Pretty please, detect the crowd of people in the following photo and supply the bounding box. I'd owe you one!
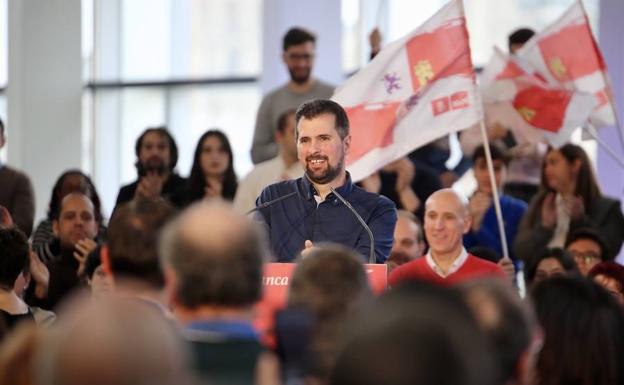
[0,26,623,385]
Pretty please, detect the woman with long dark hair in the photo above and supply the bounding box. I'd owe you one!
[187,130,238,202]
[514,144,624,262]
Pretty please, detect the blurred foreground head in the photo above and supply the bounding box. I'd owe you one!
[33,296,195,385]
[330,281,498,385]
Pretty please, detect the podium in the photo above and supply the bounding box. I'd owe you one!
[255,263,388,346]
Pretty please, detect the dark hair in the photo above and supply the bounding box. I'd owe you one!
[524,247,579,287]
[531,276,624,385]
[107,199,176,288]
[188,129,238,202]
[295,99,349,140]
[159,204,263,309]
[283,27,316,51]
[471,144,510,165]
[526,144,601,227]
[588,261,624,296]
[134,126,179,170]
[47,169,104,223]
[289,244,371,321]
[565,227,609,261]
[276,109,296,134]
[459,279,536,384]
[0,227,29,290]
[508,28,535,51]
[330,282,498,385]
[0,117,4,136]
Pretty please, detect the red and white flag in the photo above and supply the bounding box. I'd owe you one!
[332,0,481,182]
[481,47,597,147]
[515,0,615,128]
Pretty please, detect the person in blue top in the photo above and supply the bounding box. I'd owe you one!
[464,144,527,268]
[255,99,397,263]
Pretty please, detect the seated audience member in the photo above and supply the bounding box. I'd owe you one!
[114,127,187,212]
[523,247,579,290]
[32,170,105,264]
[278,244,372,384]
[0,228,36,337]
[330,282,498,385]
[464,145,527,265]
[0,118,35,236]
[389,189,505,287]
[159,201,278,385]
[459,279,540,385]
[26,193,100,310]
[104,199,176,311]
[187,129,238,203]
[530,276,624,385]
[359,156,441,221]
[235,109,302,213]
[588,262,624,305]
[514,144,624,262]
[31,296,196,385]
[386,210,425,271]
[564,227,608,276]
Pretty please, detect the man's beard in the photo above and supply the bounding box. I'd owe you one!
[289,68,311,85]
[136,158,167,177]
[305,155,344,185]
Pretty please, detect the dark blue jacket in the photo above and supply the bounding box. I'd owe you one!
[255,173,397,263]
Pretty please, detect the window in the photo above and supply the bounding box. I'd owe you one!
[87,0,261,216]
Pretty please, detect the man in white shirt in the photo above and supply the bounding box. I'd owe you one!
[234,109,302,213]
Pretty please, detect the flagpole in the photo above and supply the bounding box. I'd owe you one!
[478,120,510,260]
[585,124,624,169]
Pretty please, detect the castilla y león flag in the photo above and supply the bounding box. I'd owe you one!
[332,0,482,182]
[515,0,615,128]
[481,47,596,147]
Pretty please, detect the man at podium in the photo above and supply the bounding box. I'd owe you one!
[254,99,396,263]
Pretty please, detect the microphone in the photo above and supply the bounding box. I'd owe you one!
[329,186,377,264]
[247,191,299,215]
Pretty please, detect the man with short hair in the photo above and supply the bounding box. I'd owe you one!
[159,201,270,385]
[464,144,527,263]
[114,127,187,212]
[234,109,303,213]
[565,227,608,276]
[104,199,176,309]
[26,192,99,310]
[389,189,505,286]
[251,27,334,164]
[387,210,425,269]
[255,99,397,263]
[0,118,35,236]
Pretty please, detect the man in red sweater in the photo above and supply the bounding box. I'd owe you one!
[389,189,505,286]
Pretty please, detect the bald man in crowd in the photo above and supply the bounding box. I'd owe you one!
[389,189,505,286]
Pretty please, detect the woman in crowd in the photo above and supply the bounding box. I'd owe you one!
[32,170,106,264]
[523,247,579,289]
[187,130,238,203]
[514,143,624,262]
[531,276,624,385]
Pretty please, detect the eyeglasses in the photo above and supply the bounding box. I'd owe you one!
[570,251,601,265]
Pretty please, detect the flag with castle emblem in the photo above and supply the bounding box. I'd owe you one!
[481,47,596,147]
[331,0,481,182]
[515,0,615,128]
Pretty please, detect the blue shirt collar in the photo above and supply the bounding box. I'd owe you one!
[301,171,354,201]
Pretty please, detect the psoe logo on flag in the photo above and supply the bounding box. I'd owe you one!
[432,91,470,116]
[516,106,536,123]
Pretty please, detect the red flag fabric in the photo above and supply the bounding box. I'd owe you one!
[479,47,596,147]
[516,1,615,128]
[332,0,481,182]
